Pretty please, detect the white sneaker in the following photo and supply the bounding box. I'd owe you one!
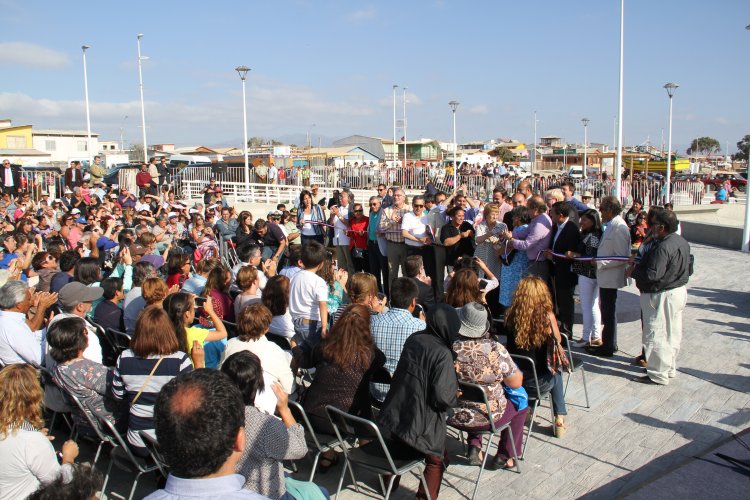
[573,339,589,348]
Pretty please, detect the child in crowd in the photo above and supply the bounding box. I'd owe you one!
[288,241,329,350]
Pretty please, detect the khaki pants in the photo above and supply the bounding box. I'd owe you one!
[641,286,687,385]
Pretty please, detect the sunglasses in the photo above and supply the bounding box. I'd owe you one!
[413,204,424,208]
[354,209,363,213]
[369,203,379,207]
[377,188,385,191]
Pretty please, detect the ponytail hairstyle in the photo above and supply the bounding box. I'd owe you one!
[162,292,194,352]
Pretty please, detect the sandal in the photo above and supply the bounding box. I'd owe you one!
[318,453,339,473]
[554,417,567,438]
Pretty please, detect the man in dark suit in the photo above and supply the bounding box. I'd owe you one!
[0,159,22,195]
[546,201,581,339]
[404,254,437,312]
[64,161,84,188]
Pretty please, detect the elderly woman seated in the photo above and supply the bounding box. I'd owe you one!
[449,302,528,470]
[47,316,127,431]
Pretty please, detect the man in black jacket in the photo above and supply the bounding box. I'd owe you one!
[629,208,690,385]
[546,202,581,339]
[404,254,436,311]
[0,159,22,195]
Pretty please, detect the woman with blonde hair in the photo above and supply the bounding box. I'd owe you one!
[505,276,568,438]
[545,188,564,211]
[332,272,385,323]
[0,364,79,499]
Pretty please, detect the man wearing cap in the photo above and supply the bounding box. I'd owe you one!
[48,281,105,365]
[0,158,22,195]
[561,181,590,216]
[61,188,74,210]
[89,155,106,185]
[581,191,595,209]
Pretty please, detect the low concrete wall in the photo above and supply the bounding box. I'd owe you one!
[680,220,745,250]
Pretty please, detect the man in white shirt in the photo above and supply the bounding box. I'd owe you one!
[46,282,104,366]
[329,189,354,275]
[0,281,58,367]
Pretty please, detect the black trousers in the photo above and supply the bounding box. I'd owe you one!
[599,287,618,354]
[368,240,389,296]
[554,281,576,339]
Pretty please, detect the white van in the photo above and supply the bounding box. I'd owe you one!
[568,165,584,179]
[168,154,213,166]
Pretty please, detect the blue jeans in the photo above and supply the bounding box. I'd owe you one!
[293,318,321,353]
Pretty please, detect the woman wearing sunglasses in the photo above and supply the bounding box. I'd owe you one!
[401,195,435,280]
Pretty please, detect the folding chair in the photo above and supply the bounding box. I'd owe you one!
[106,328,131,357]
[288,400,349,483]
[39,367,75,437]
[560,335,590,408]
[447,380,520,500]
[325,405,431,500]
[509,354,554,457]
[266,332,292,351]
[65,391,115,466]
[92,322,118,367]
[140,431,169,479]
[96,411,160,500]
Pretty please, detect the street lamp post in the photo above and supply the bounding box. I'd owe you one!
[742,24,750,252]
[119,115,128,151]
[581,118,589,179]
[236,66,251,196]
[81,45,92,167]
[449,101,459,172]
[664,82,679,204]
[614,0,625,200]
[392,85,398,165]
[136,34,148,163]
[533,111,538,173]
[402,87,408,169]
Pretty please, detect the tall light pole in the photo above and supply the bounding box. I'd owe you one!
[614,0,625,199]
[402,87,408,168]
[392,85,398,165]
[663,83,678,204]
[119,115,128,151]
[581,118,589,179]
[136,34,148,163]
[236,66,251,195]
[449,101,459,170]
[742,24,750,252]
[533,111,538,173]
[81,45,92,166]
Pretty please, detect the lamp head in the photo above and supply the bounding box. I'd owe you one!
[581,118,590,127]
[449,100,460,112]
[235,66,251,80]
[81,45,90,51]
[137,33,144,39]
[664,82,679,98]
[392,84,398,90]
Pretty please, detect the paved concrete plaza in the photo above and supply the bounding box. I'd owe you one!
[74,242,750,499]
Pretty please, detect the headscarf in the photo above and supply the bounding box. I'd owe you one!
[421,303,461,359]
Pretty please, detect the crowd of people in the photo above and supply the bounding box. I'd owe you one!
[0,156,692,499]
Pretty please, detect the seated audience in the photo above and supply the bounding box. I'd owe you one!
[234,265,261,318]
[199,264,235,327]
[0,364,79,500]
[0,280,58,367]
[26,463,103,500]
[146,369,268,499]
[262,275,295,342]
[93,277,125,333]
[163,293,228,369]
[166,253,192,289]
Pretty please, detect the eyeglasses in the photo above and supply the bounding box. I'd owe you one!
[354,209,363,213]
[369,203,379,207]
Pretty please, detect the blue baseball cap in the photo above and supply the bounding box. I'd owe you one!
[75,217,87,224]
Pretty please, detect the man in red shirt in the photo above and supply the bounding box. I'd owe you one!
[135,163,152,196]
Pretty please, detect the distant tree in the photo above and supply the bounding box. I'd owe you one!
[490,146,515,162]
[247,137,265,148]
[686,137,720,156]
[733,134,750,161]
[128,144,145,162]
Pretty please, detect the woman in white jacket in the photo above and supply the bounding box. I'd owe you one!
[587,196,631,357]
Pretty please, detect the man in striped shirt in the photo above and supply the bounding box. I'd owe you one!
[379,188,408,288]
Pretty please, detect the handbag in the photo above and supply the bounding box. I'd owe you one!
[351,247,365,259]
[546,336,571,375]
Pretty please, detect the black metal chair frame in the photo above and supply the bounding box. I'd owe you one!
[325,405,431,500]
[508,353,554,458]
[560,335,590,408]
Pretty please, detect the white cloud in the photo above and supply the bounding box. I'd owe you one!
[377,91,421,108]
[468,105,489,115]
[347,6,376,22]
[0,83,375,145]
[0,42,69,69]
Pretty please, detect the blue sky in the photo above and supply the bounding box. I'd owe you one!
[2,0,749,154]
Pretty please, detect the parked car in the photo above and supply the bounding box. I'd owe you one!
[701,172,747,192]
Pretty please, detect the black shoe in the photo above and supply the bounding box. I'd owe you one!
[467,446,482,466]
[585,346,614,357]
[487,455,509,470]
[631,375,662,385]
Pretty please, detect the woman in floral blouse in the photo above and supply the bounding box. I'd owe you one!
[449,302,528,470]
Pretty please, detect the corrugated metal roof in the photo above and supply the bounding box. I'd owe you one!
[0,148,51,156]
[33,130,100,137]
